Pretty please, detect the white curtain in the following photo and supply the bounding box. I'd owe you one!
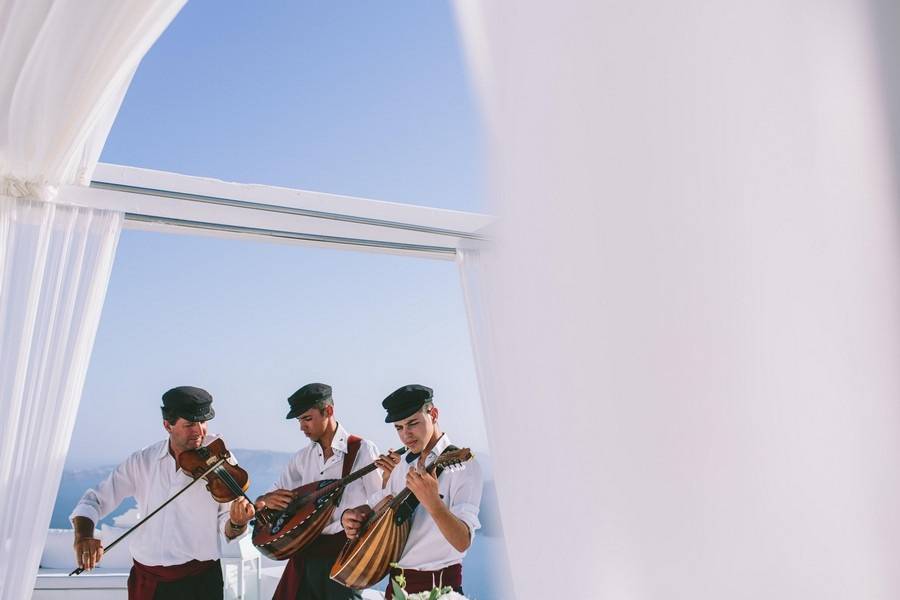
[456,1,900,599]
[0,1,185,596]
[456,246,499,446]
[0,199,121,596]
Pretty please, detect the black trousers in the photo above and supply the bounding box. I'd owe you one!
[296,556,362,600]
[150,562,224,600]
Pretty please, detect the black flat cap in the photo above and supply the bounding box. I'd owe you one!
[286,383,332,419]
[382,384,433,423]
[162,386,215,422]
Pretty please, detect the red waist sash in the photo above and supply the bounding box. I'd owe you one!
[127,558,218,600]
[385,563,463,599]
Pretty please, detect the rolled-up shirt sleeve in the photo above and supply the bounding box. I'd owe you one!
[449,458,483,541]
[70,454,138,526]
[272,453,305,493]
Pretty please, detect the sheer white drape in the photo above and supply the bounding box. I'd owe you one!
[0,0,185,190]
[0,1,184,596]
[457,1,900,598]
[456,246,499,445]
[0,199,121,597]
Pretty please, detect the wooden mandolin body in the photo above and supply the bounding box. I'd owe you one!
[252,478,344,560]
[329,498,411,590]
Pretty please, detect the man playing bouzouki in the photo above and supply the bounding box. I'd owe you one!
[341,385,483,599]
[259,383,382,600]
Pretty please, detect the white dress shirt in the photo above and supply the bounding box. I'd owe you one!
[368,433,482,571]
[70,435,237,567]
[269,422,381,535]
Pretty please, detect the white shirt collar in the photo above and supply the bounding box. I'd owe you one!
[156,439,171,461]
[310,422,350,455]
[426,432,451,460]
[331,422,350,454]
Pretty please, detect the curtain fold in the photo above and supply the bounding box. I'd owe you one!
[0,1,185,596]
[0,0,186,188]
[456,247,498,447]
[457,244,521,599]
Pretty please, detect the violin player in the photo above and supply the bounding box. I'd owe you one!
[341,385,483,599]
[70,386,256,599]
[257,383,383,600]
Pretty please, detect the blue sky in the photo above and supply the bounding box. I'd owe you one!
[67,1,488,467]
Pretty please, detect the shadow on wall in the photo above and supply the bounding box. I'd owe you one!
[868,0,900,188]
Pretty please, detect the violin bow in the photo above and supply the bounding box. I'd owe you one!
[69,456,228,576]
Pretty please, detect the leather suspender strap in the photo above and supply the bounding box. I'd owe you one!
[343,435,362,478]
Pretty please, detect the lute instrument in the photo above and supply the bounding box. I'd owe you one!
[253,447,408,560]
[329,447,473,590]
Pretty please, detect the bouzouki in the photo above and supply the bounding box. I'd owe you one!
[329,447,473,590]
[253,445,407,560]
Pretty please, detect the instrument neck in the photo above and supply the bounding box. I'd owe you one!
[318,446,408,495]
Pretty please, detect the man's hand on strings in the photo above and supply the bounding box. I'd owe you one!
[375,450,402,487]
[256,489,294,511]
[341,504,376,539]
[406,468,441,510]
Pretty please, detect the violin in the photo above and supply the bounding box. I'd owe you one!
[178,437,251,503]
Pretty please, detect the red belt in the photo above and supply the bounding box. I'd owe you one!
[127,558,218,600]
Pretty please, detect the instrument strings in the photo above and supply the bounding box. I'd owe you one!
[212,463,270,525]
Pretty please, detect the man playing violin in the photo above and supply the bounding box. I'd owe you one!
[341,385,483,599]
[70,386,255,600]
[258,383,383,600]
